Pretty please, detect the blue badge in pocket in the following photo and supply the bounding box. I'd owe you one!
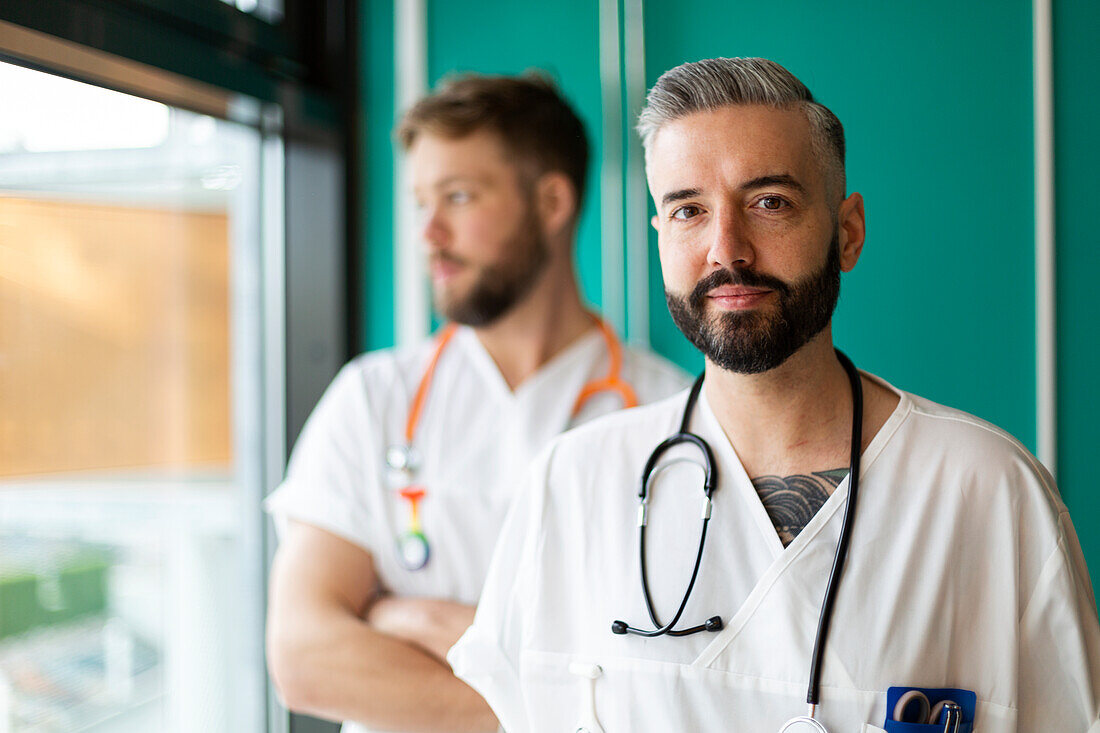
[884,687,976,732]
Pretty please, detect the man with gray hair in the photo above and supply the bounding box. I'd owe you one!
[449,57,1100,731]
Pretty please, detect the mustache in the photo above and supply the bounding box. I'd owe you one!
[431,252,468,267]
[688,268,791,309]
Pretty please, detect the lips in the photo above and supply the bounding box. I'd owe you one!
[706,285,773,309]
[429,256,465,282]
[707,285,772,298]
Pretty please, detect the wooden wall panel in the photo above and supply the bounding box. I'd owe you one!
[0,197,231,478]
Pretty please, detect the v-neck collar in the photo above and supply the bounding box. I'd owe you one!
[690,372,914,668]
[694,372,913,560]
[451,324,605,405]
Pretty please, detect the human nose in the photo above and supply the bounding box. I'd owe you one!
[419,205,449,250]
[707,207,754,269]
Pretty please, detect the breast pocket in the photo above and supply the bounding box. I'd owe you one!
[520,649,887,732]
[520,650,713,732]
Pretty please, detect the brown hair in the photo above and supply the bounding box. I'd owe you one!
[397,72,589,205]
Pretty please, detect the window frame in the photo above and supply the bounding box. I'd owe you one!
[0,3,352,729]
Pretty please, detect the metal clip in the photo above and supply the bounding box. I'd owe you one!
[700,495,712,520]
[939,700,962,733]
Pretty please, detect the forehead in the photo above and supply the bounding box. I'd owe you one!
[645,104,819,197]
[407,128,518,188]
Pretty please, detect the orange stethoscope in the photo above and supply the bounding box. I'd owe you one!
[384,318,638,570]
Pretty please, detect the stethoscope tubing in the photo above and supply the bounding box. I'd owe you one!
[614,350,865,716]
[392,318,636,572]
[639,426,719,636]
[406,318,635,444]
[805,350,863,707]
[637,517,715,636]
[613,376,722,638]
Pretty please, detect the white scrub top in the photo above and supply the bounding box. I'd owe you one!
[265,325,688,733]
[450,373,1100,733]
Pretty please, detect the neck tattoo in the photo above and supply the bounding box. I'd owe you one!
[752,469,849,547]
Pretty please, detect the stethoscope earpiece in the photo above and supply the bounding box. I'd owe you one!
[613,615,719,635]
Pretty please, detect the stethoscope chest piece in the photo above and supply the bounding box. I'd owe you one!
[568,662,606,733]
[392,481,430,571]
[386,444,420,473]
[396,529,430,571]
[778,715,829,733]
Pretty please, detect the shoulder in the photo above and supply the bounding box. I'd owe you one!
[905,389,1048,470]
[343,339,438,383]
[291,340,444,439]
[547,389,690,472]
[513,392,689,531]
[884,377,1061,512]
[324,339,440,402]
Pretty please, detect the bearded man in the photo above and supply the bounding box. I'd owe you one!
[264,73,688,733]
[449,58,1100,732]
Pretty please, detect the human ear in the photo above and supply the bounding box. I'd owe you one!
[837,192,865,272]
[535,172,577,238]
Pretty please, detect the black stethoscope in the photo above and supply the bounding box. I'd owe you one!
[612,350,864,732]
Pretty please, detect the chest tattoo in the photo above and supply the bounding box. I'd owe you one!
[752,468,849,547]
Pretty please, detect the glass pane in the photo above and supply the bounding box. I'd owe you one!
[0,61,269,732]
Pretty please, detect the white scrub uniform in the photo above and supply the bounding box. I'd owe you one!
[265,325,688,733]
[450,373,1100,732]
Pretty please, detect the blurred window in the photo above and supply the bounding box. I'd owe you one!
[0,61,271,732]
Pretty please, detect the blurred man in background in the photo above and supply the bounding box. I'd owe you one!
[264,73,688,732]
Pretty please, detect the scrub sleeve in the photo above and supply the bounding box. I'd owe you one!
[265,363,380,554]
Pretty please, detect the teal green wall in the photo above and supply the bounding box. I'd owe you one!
[361,0,396,351]
[1054,0,1100,594]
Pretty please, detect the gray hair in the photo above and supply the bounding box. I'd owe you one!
[637,57,846,198]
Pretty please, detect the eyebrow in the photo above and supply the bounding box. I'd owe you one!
[740,174,806,194]
[661,188,700,206]
[413,175,485,198]
[432,175,483,189]
[659,174,806,208]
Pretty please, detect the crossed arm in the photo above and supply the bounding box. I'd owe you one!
[266,520,499,732]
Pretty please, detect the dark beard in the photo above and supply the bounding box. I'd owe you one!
[665,234,841,374]
[436,209,550,327]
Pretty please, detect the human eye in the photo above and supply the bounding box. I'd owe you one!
[670,204,703,221]
[445,189,472,205]
[752,195,789,211]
